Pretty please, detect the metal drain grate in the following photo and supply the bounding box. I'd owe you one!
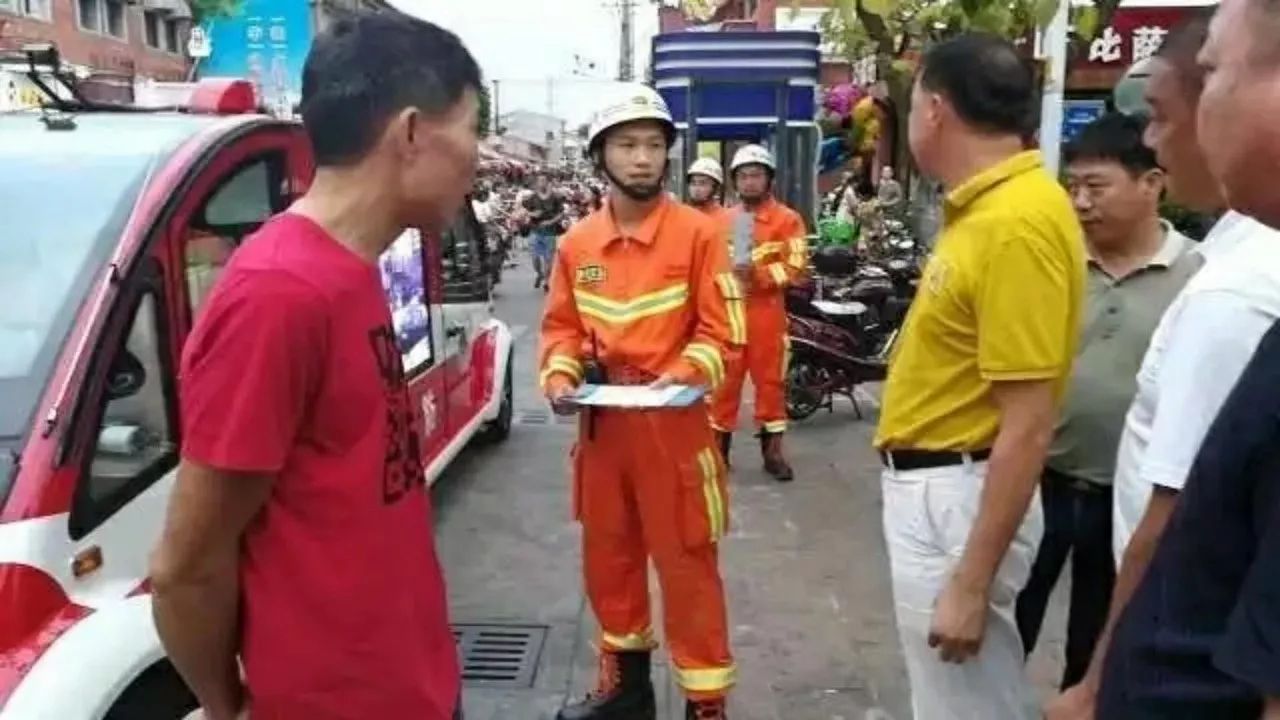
[517,409,551,425]
[516,409,578,426]
[452,623,548,688]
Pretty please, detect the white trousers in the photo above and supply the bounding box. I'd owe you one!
[881,459,1044,720]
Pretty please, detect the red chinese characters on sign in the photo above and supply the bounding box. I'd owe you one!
[1077,7,1198,68]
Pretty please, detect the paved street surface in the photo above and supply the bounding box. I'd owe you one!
[434,258,1070,719]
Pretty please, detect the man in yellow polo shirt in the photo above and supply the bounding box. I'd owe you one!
[875,34,1085,720]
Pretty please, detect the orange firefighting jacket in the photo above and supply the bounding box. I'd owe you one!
[729,196,808,301]
[539,196,747,395]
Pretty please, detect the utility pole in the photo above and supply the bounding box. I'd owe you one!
[1037,0,1070,174]
[618,0,635,82]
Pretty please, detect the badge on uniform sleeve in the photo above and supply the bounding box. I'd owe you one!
[576,264,607,286]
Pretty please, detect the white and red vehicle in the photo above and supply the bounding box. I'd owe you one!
[0,53,513,719]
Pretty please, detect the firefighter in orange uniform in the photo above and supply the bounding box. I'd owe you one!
[539,84,747,720]
[709,144,807,482]
[687,157,730,224]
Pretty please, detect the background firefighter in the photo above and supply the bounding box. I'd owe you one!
[709,144,808,482]
[687,157,730,225]
[538,84,748,720]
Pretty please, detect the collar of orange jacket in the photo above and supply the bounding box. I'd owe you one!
[599,193,674,246]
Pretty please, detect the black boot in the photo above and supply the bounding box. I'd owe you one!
[716,431,732,468]
[556,651,655,720]
[685,698,727,719]
[758,431,794,482]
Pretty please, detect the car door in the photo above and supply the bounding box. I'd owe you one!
[437,202,494,438]
[60,123,306,593]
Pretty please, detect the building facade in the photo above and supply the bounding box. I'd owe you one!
[499,108,567,165]
[1,0,191,108]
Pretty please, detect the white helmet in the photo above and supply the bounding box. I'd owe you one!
[687,157,724,185]
[587,84,675,151]
[731,144,776,173]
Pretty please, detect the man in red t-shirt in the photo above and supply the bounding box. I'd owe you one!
[149,11,482,720]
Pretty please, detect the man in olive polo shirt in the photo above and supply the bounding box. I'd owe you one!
[1013,113,1200,690]
[875,33,1085,719]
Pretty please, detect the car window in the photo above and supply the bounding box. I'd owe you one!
[379,229,434,376]
[185,154,286,318]
[72,289,177,537]
[441,205,490,303]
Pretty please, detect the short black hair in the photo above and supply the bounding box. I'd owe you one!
[1064,112,1158,176]
[300,10,482,166]
[1154,11,1213,90]
[918,32,1037,136]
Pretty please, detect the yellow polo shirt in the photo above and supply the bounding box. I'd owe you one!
[875,151,1085,451]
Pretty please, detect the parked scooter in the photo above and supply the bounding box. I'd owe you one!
[785,243,920,421]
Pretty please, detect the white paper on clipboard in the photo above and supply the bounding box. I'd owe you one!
[569,384,705,409]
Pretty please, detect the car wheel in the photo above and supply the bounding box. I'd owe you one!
[104,660,198,720]
[479,356,513,443]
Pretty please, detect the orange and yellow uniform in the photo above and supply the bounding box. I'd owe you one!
[538,195,747,699]
[709,196,808,434]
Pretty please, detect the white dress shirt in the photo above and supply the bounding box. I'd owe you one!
[1113,213,1280,563]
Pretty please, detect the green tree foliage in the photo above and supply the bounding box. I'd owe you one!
[477,82,492,137]
[189,0,242,23]
[811,0,1122,177]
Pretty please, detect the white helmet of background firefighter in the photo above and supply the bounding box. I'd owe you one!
[587,84,676,200]
[687,157,724,186]
[731,144,776,181]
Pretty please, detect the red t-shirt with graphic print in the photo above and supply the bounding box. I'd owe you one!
[180,214,458,720]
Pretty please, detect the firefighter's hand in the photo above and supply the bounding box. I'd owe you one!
[648,373,677,390]
[927,575,988,663]
[548,384,581,416]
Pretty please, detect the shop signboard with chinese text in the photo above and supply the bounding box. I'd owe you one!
[197,0,312,116]
[1076,7,1192,69]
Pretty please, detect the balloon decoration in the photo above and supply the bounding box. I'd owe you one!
[817,83,883,174]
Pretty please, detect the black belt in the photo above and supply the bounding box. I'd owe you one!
[1043,466,1111,495]
[880,448,991,471]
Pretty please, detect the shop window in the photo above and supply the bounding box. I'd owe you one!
[145,11,183,52]
[0,0,52,20]
[79,0,127,39]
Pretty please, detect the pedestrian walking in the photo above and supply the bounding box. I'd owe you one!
[1014,112,1200,689]
[708,144,806,481]
[526,174,566,290]
[539,84,746,720]
[1047,12,1280,719]
[148,12,479,720]
[874,33,1086,720]
[1063,2,1280,718]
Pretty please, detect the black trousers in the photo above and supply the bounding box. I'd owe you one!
[1015,470,1116,689]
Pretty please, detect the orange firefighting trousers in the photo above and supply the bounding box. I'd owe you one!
[710,294,789,434]
[573,402,736,699]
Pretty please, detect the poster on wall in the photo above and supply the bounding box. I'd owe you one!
[380,230,434,374]
[196,0,312,116]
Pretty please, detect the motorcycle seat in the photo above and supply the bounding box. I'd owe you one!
[812,299,869,317]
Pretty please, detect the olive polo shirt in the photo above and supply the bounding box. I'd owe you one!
[1047,224,1201,486]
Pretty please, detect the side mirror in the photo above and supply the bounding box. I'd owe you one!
[105,351,146,401]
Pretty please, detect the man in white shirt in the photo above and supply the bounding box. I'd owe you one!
[1047,14,1280,718]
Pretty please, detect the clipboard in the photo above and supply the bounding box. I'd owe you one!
[569,384,706,409]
